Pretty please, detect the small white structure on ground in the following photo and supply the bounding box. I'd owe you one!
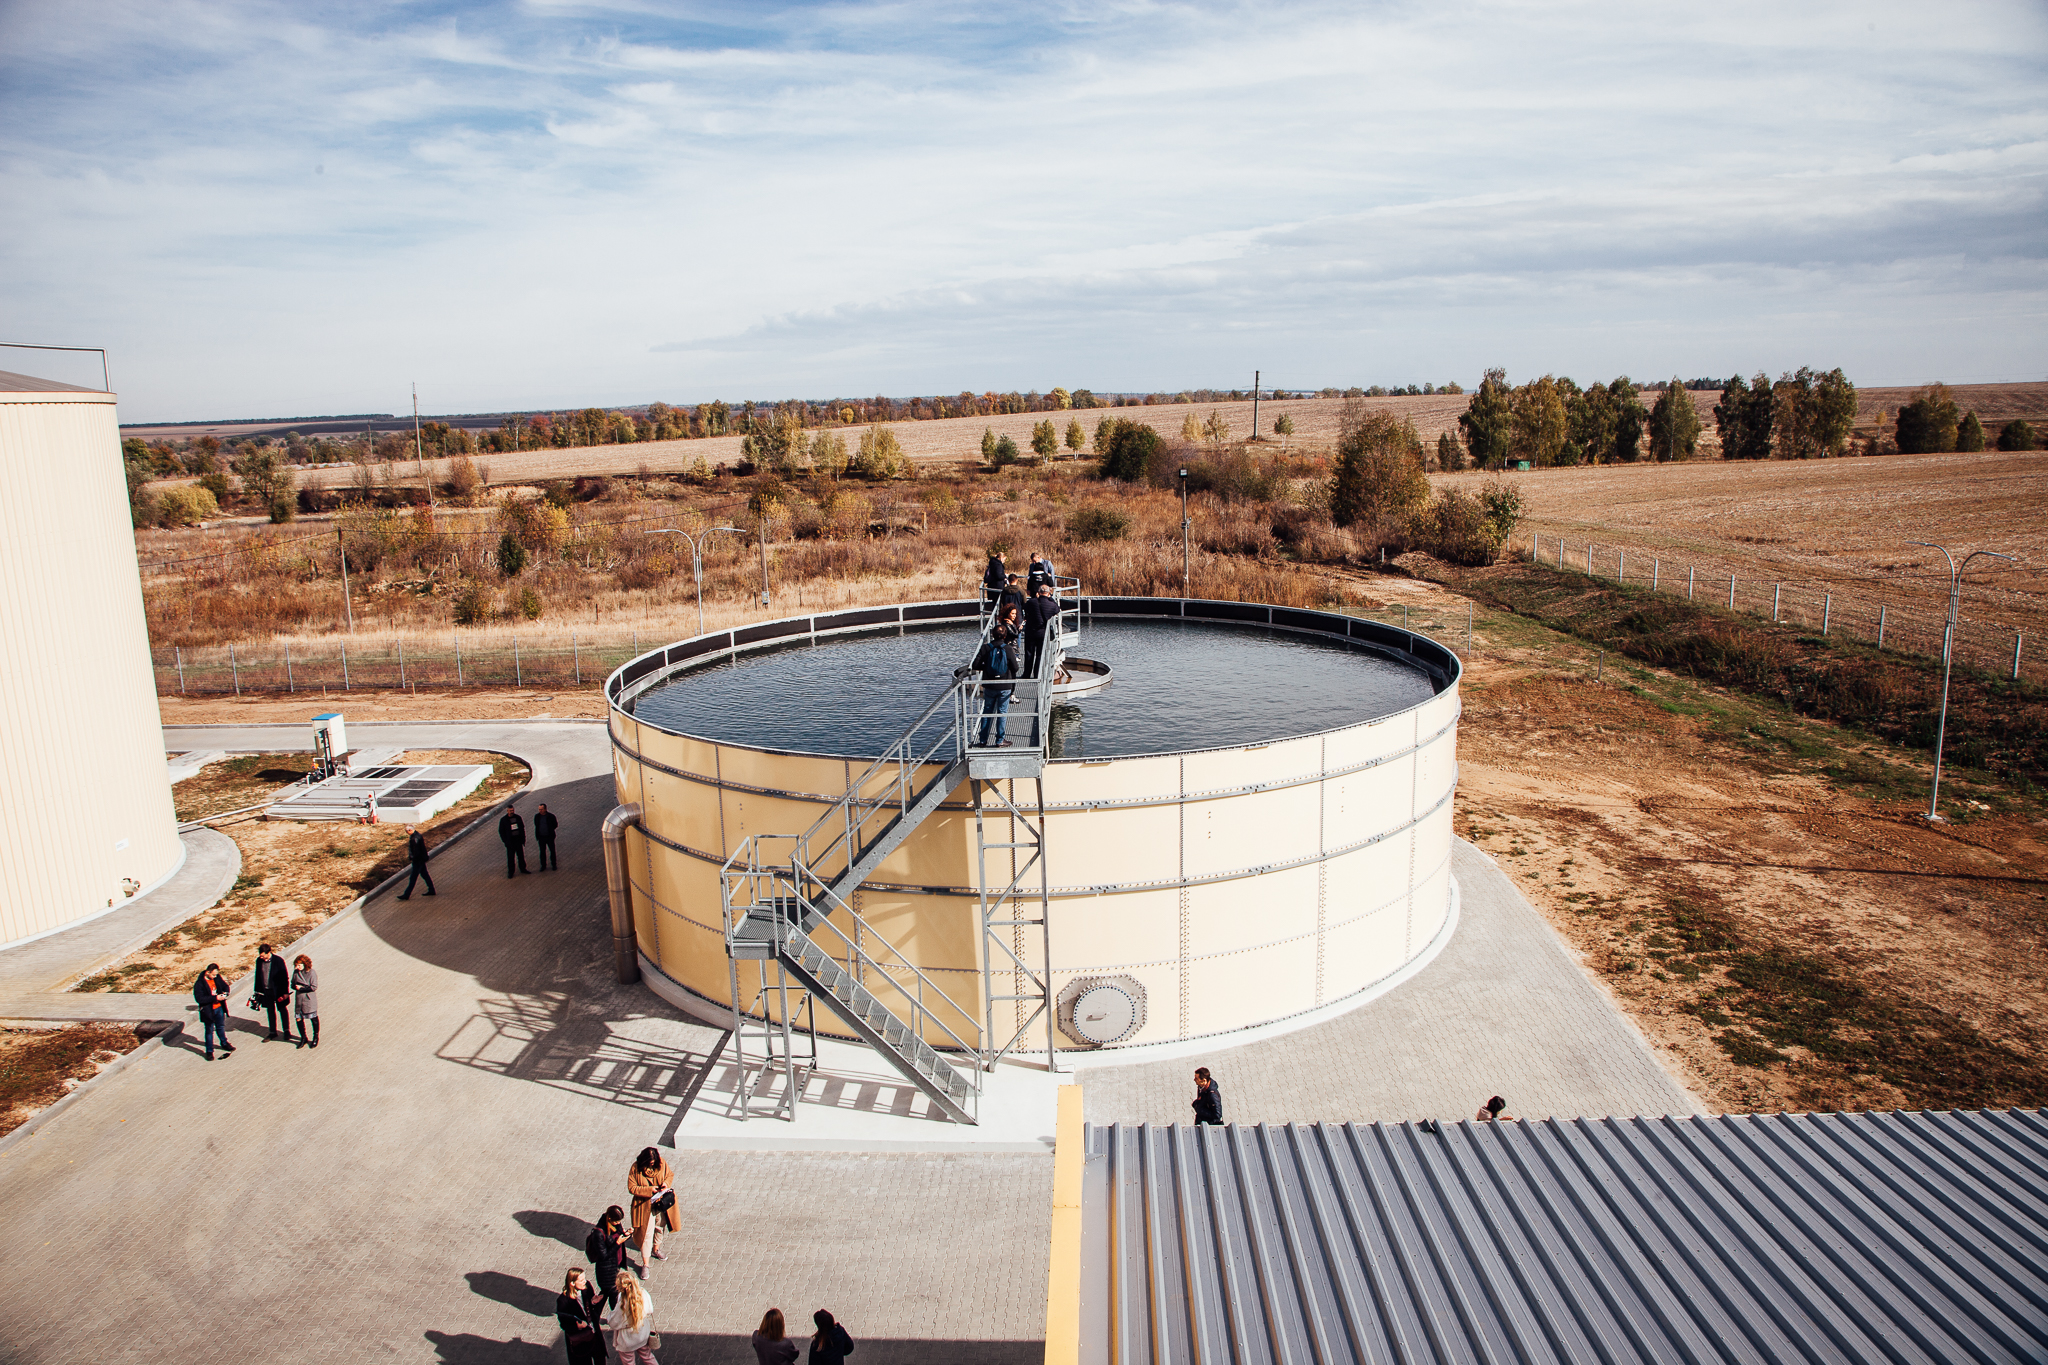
[266,764,493,823]
[0,369,181,947]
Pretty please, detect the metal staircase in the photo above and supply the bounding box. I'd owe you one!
[718,580,1080,1123]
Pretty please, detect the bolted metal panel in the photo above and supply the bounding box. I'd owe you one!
[0,386,181,944]
[1083,1111,2048,1364]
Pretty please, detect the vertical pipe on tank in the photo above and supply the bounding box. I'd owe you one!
[602,803,644,983]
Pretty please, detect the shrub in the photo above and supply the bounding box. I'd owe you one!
[1894,384,1959,454]
[196,471,232,507]
[517,587,543,619]
[850,425,904,479]
[1330,408,1427,532]
[497,533,527,577]
[1955,412,1985,452]
[155,484,219,527]
[452,582,490,625]
[1066,504,1132,542]
[1997,418,2037,452]
[448,456,484,503]
[541,479,575,509]
[1097,421,1162,482]
[991,434,1020,467]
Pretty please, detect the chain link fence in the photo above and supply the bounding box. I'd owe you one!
[1527,533,2040,685]
[152,632,667,696]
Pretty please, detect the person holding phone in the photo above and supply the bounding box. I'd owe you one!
[557,1267,605,1365]
[627,1146,677,1265]
[193,963,233,1061]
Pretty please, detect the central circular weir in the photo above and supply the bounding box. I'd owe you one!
[607,596,1462,1053]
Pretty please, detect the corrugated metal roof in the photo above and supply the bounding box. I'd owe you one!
[1082,1112,2048,1364]
[0,368,102,394]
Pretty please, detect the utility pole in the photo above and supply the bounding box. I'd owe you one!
[759,521,771,609]
[652,525,744,635]
[1908,541,2014,821]
[1251,370,1261,444]
[1178,466,1191,594]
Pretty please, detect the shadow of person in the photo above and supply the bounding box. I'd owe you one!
[464,1270,557,1318]
[424,1329,559,1363]
[513,1209,590,1250]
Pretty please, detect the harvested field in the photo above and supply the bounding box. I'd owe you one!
[0,1023,152,1137]
[75,749,528,993]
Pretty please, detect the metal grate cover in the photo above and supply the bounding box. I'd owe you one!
[1084,1110,2048,1364]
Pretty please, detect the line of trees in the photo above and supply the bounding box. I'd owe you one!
[1454,370,1677,469]
[1712,368,1857,459]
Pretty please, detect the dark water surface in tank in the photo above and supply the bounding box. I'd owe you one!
[630,619,1437,758]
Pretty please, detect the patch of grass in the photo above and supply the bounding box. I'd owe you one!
[1716,1030,1788,1068]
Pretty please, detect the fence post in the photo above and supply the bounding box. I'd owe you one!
[1652,558,1659,591]
[1687,566,1695,601]
[1597,650,1603,683]
[399,639,406,689]
[1466,602,1473,653]
[1727,575,1736,609]
[286,641,293,693]
[1403,604,1410,630]
[1619,548,1625,582]
[1773,583,1782,623]
[515,639,522,688]
[341,643,349,690]
[574,634,581,685]
[2015,632,2024,681]
[1586,544,1593,575]
[1822,594,1832,635]
[1878,605,1888,649]
[177,647,185,694]
[230,644,239,696]
[1557,539,1565,569]
[1530,534,1538,564]
[456,636,463,686]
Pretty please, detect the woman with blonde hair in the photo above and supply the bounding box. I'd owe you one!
[752,1308,797,1365]
[601,1267,657,1364]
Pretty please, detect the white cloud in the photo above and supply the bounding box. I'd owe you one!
[0,0,2042,419]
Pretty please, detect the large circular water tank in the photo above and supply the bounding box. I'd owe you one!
[607,597,1460,1049]
[0,372,181,946]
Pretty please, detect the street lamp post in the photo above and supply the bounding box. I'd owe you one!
[652,525,745,636]
[1907,541,2015,821]
[1178,467,1191,594]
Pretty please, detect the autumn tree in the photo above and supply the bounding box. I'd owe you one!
[1064,417,1084,452]
[1180,412,1204,443]
[1509,375,1570,467]
[981,427,998,463]
[1458,368,1513,469]
[1330,408,1428,534]
[1098,421,1162,482]
[850,425,905,479]
[1769,367,1857,458]
[1436,431,1465,472]
[1049,387,1072,410]
[1031,419,1058,460]
[1647,379,1702,462]
[232,444,299,523]
[1203,410,1231,444]
[808,428,848,479]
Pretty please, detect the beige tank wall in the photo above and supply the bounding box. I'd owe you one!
[0,390,181,946]
[612,653,1458,1049]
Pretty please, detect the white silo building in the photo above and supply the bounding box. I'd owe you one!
[0,369,181,946]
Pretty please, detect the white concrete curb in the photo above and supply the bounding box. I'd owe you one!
[0,1022,184,1159]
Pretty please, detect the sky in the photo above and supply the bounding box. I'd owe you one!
[1,0,2043,422]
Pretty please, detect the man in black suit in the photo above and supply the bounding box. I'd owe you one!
[249,942,292,1041]
[499,803,530,878]
[533,803,559,871]
[397,824,435,900]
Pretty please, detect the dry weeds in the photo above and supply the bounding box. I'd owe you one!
[0,1024,150,1137]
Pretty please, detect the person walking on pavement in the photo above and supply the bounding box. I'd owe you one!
[1023,583,1059,679]
[248,942,291,1041]
[752,1309,799,1365]
[601,1268,658,1365]
[1192,1066,1223,1125]
[557,1268,606,1365]
[534,803,559,871]
[627,1146,677,1265]
[809,1310,855,1365]
[397,825,435,900]
[194,962,234,1060]
[291,954,320,1048]
[586,1206,634,1307]
[499,801,530,878]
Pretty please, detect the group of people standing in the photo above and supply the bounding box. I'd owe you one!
[975,550,1064,748]
[499,800,561,877]
[563,1147,855,1363]
[191,944,318,1060]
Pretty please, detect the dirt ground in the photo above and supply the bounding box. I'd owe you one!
[1451,607,2048,1115]
[160,689,607,725]
[76,750,529,994]
[0,1024,151,1137]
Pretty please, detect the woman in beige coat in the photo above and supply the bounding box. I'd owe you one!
[627,1146,677,1263]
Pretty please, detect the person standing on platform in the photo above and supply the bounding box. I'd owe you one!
[194,963,233,1060]
[534,803,559,871]
[291,954,319,1048]
[1024,583,1059,679]
[981,549,1008,611]
[999,573,1027,618]
[1026,550,1056,597]
[499,802,530,878]
[248,942,291,1041]
[976,612,1018,748]
[1192,1066,1223,1125]
[397,825,435,900]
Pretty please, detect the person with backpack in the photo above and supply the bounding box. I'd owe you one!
[1026,550,1056,598]
[585,1206,634,1306]
[976,610,1020,747]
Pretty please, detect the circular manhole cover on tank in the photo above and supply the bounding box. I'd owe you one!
[1066,979,1144,1045]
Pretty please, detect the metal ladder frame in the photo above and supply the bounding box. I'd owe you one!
[725,952,818,1123]
[974,774,1058,1073]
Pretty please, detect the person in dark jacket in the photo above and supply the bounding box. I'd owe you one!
[1023,584,1060,679]
[1025,550,1056,597]
[585,1206,633,1307]
[976,613,1019,747]
[557,1267,606,1365]
[753,1310,799,1365]
[981,550,1007,610]
[1192,1066,1223,1125]
[998,573,1027,618]
[499,803,530,878]
[193,962,234,1060]
[397,824,435,900]
[248,942,291,1041]
[533,803,559,871]
[809,1309,855,1365]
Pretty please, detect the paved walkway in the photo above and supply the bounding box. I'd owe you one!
[0,722,1050,1364]
[1078,838,1706,1125]
[0,825,238,1007]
